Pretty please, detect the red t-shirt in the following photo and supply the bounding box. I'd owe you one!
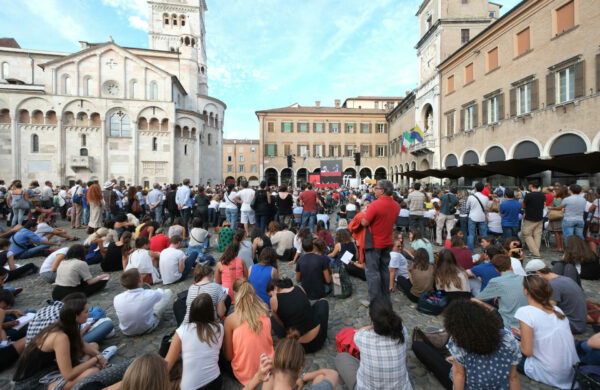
[299,190,318,212]
[481,187,491,197]
[364,196,399,248]
[449,247,474,270]
[545,192,554,207]
[332,193,339,200]
[149,234,170,253]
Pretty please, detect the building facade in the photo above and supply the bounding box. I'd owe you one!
[256,99,394,187]
[222,139,260,185]
[0,0,225,187]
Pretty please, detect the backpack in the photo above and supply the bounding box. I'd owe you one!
[131,197,142,214]
[332,264,352,298]
[335,328,360,359]
[494,187,504,198]
[416,291,448,315]
[72,186,82,204]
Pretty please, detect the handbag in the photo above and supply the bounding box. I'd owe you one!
[159,331,175,357]
[548,209,564,221]
[335,328,360,359]
[332,264,352,298]
[411,327,450,357]
[416,290,448,315]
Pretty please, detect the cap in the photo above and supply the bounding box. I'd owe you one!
[524,259,546,273]
[104,181,113,190]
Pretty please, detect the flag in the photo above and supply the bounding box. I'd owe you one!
[403,131,414,144]
[411,124,424,142]
[402,132,411,152]
[401,134,407,152]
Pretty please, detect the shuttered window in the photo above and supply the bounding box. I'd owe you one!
[447,75,455,93]
[465,105,476,130]
[298,123,308,133]
[360,123,369,133]
[465,63,474,84]
[377,145,386,157]
[314,123,323,133]
[266,144,276,157]
[282,122,292,133]
[361,144,370,157]
[446,112,454,136]
[516,27,530,56]
[557,64,575,103]
[267,122,274,132]
[330,123,339,133]
[555,0,574,35]
[487,47,498,72]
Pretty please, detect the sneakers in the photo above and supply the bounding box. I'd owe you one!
[101,346,118,361]
[12,288,23,297]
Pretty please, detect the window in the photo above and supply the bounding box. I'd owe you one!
[239,165,245,172]
[298,123,307,133]
[84,77,92,96]
[314,123,323,133]
[208,134,212,145]
[172,14,177,25]
[328,145,339,157]
[239,156,245,162]
[227,156,232,162]
[487,47,498,72]
[377,123,385,133]
[109,112,131,137]
[426,14,432,29]
[129,80,137,99]
[387,102,394,109]
[374,102,379,109]
[345,123,354,133]
[517,83,531,115]
[314,144,322,157]
[267,122,274,132]
[516,27,530,56]
[358,123,367,133]
[251,147,256,152]
[31,134,39,153]
[266,144,275,157]
[361,145,370,157]
[1,62,8,79]
[239,147,244,152]
[283,122,292,133]
[465,63,474,84]
[227,147,232,153]
[152,137,158,151]
[557,64,575,103]
[150,82,158,100]
[488,96,499,123]
[251,155,255,162]
[330,123,339,133]
[446,112,455,136]
[461,29,470,44]
[250,165,257,173]
[465,105,475,130]
[489,11,495,18]
[227,165,233,172]
[447,75,455,93]
[377,145,386,157]
[80,148,88,156]
[299,144,308,157]
[164,13,169,24]
[555,0,574,35]
[180,15,186,27]
[81,134,87,147]
[62,75,72,95]
[184,145,188,155]
[345,145,355,157]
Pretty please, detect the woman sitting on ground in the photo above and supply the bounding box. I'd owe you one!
[245,334,339,390]
[188,217,211,255]
[448,235,474,270]
[434,249,471,302]
[118,353,169,390]
[251,227,272,264]
[512,274,579,389]
[316,220,334,249]
[168,217,187,242]
[35,213,78,242]
[335,300,411,390]
[217,221,235,253]
[328,229,364,280]
[267,278,329,354]
[112,214,134,240]
[166,294,224,390]
[137,220,158,240]
[223,280,274,386]
[396,248,434,303]
[215,242,248,304]
[52,244,110,301]
[14,294,109,388]
[336,218,348,232]
[176,264,229,326]
[83,228,108,265]
[290,227,312,265]
[249,247,279,308]
[552,235,600,284]
[409,229,434,264]
[412,299,521,390]
[100,231,132,272]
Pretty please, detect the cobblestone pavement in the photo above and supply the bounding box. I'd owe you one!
[1,218,598,389]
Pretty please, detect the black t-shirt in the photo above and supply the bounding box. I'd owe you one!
[101,242,124,272]
[523,191,545,221]
[295,253,329,300]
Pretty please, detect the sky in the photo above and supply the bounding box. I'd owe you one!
[0,0,521,139]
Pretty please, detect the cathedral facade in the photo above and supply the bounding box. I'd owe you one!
[0,0,225,187]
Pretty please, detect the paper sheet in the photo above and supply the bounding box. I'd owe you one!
[12,312,35,330]
[340,251,353,265]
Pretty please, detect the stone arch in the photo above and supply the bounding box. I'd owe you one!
[180,15,186,26]
[359,167,372,179]
[264,167,278,186]
[63,111,75,126]
[543,131,590,157]
[171,13,178,25]
[83,75,93,96]
[138,117,148,130]
[374,167,387,180]
[149,118,160,131]
[183,126,189,137]
[76,112,88,126]
[280,168,293,186]
[344,167,356,178]
[175,125,182,137]
[191,127,196,138]
[136,106,166,122]
[31,110,44,124]
[161,118,169,131]
[106,108,131,138]
[45,110,57,125]
[18,109,30,123]
[0,108,9,123]
[483,145,507,163]
[163,13,170,25]
[460,149,480,165]
[422,103,433,132]
[410,161,416,171]
[508,138,543,159]
[62,99,95,117]
[61,74,72,95]
[90,113,100,126]
[419,159,430,171]
[405,163,410,172]
[444,153,458,168]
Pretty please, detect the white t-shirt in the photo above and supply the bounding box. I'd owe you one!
[346,203,357,212]
[208,200,219,209]
[35,222,54,238]
[316,213,329,226]
[514,305,579,389]
[466,193,489,222]
[40,247,69,274]
[424,209,436,220]
[237,241,253,270]
[189,228,209,247]
[177,322,224,390]
[510,257,526,276]
[237,188,255,212]
[159,247,186,284]
[389,251,409,279]
[113,288,163,335]
[487,212,502,233]
[224,191,238,209]
[126,249,161,284]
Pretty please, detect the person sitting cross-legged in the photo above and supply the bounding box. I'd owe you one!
[113,268,173,336]
[159,235,198,285]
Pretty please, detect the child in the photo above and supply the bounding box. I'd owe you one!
[389,238,409,292]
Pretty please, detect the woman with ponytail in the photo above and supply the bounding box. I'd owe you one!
[244,332,339,390]
[513,274,579,389]
[335,300,411,390]
[223,279,273,386]
[215,241,248,304]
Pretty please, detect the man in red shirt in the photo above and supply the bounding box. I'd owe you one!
[299,184,321,233]
[361,180,400,305]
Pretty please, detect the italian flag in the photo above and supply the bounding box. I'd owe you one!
[402,131,412,152]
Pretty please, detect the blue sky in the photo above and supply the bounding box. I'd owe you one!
[0,0,521,139]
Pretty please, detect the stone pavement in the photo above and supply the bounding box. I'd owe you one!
[1,219,598,389]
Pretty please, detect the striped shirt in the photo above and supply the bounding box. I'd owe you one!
[184,282,226,323]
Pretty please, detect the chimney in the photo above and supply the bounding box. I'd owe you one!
[315,101,320,107]
[334,99,340,108]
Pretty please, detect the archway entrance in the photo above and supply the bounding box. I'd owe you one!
[343,168,356,178]
[374,167,387,180]
[225,176,235,184]
[297,168,308,187]
[264,168,278,186]
[280,168,292,187]
[360,167,372,179]
[236,176,247,186]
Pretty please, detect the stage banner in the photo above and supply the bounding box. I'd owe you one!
[320,160,342,187]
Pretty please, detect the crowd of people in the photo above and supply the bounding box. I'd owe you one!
[0,176,600,389]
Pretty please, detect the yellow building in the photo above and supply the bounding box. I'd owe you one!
[222,139,260,185]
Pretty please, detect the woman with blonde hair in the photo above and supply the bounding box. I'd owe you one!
[86,183,104,232]
[121,353,169,390]
[223,279,274,386]
[486,199,502,237]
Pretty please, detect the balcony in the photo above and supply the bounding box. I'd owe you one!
[70,156,93,170]
[409,139,435,155]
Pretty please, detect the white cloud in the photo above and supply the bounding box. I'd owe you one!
[21,0,87,43]
[101,0,146,16]
[129,15,148,31]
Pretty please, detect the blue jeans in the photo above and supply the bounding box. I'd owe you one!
[226,208,238,230]
[364,246,392,305]
[15,245,49,259]
[181,251,199,280]
[257,215,269,232]
[208,208,217,227]
[459,216,468,239]
[576,340,600,365]
[11,207,26,226]
[563,219,584,246]
[153,205,163,224]
[467,219,487,252]
[502,226,519,238]
[81,207,90,225]
[83,319,115,344]
[301,211,317,233]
